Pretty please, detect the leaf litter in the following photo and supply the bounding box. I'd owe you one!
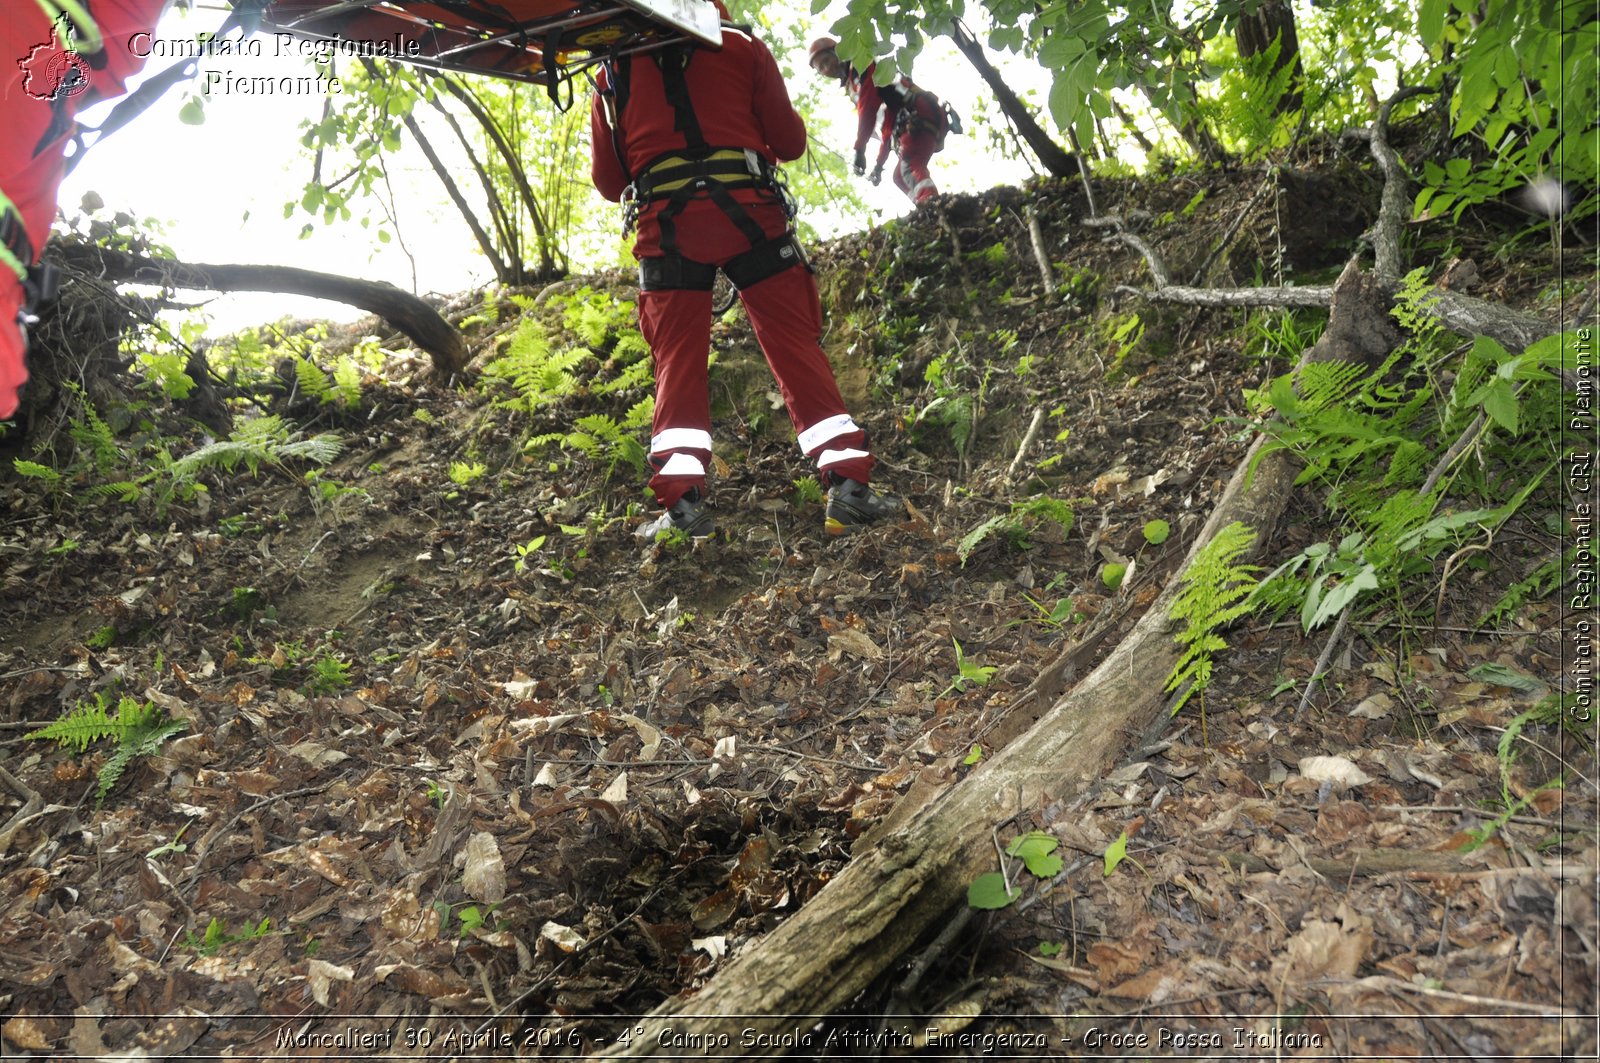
[0,165,1592,1059]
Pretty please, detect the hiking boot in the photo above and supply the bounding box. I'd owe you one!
[637,488,714,539]
[825,478,901,535]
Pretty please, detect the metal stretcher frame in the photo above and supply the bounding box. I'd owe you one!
[258,0,722,87]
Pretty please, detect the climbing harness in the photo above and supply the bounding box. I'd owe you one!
[598,36,806,295]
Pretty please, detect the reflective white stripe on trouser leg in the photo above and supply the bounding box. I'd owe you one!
[796,413,861,453]
[911,177,937,199]
[657,452,707,477]
[651,427,713,455]
[816,447,870,469]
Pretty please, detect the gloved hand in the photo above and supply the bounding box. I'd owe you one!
[852,149,866,177]
[868,162,883,186]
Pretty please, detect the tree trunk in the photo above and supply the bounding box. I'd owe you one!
[53,242,469,376]
[948,20,1077,178]
[595,261,1418,1059]
[1234,0,1305,114]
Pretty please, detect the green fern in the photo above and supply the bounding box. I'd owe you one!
[331,358,362,408]
[957,496,1074,565]
[89,480,145,503]
[28,693,187,803]
[169,416,343,480]
[620,396,654,430]
[484,319,594,412]
[28,696,118,752]
[12,459,61,485]
[293,356,332,401]
[593,351,653,396]
[559,413,647,479]
[1166,522,1260,717]
[66,391,123,474]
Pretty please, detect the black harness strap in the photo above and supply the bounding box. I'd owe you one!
[656,45,705,150]
[1,204,36,273]
[608,29,807,293]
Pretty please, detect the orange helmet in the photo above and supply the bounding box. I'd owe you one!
[808,37,837,61]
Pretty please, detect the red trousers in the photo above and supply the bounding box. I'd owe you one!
[892,129,940,204]
[634,196,873,507]
[891,95,943,204]
[2,0,169,417]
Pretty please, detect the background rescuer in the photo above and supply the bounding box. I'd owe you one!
[589,13,900,537]
[807,36,952,206]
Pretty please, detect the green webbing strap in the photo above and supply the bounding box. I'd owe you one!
[0,191,30,283]
[34,0,103,54]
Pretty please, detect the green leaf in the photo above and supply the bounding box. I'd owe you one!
[178,97,206,126]
[1103,831,1129,877]
[1038,941,1064,957]
[967,872,1021,910]
[1101,562,1126,590]
[1465,662,1547,693]
[962,743,983,766]
[1143,519,1171,545]
[1479,377,1518,433]
[1305,564,1380,629]
[1007,832,1064,878]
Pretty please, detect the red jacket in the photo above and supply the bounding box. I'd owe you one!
[848,63,913,170]
[589,26,806,202]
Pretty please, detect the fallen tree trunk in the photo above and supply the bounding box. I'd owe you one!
[598,258,1406,1060]
[1121,275,1560,354]
[52,242,469,377]
[603,444,1297,1058]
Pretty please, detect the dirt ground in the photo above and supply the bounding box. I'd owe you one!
[1,152,1595,1060]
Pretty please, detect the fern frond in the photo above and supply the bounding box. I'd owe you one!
[331,358,362,408]
[573,413,624,442]
[12,459,62,483]
[276,434,344,465]
[88,480,144,503]
[27,697,116,752]
[1166,521,1260,715]
[621,396,655,429]
[957,514,1010,565]
[97,715,186,802]
[294,357,332,399]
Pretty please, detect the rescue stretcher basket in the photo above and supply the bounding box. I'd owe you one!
[258,0,722,92]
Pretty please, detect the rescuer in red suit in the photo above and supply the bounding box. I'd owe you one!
[807,36,943,205]
[1,0,175,419]
[590,13,900,537]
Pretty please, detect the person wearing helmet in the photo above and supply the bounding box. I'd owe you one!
[808,36,946,206]
[2,0,174,419]
[590,13,901,538]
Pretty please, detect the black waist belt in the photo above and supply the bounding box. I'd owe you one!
[629,147,784,257]
[634,148,774,203]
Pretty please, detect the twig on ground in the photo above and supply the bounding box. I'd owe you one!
[0,763,44,854]
[1296,610,1349,720]
[1005,407,1046,482]
[1024,206,1054,291]
[1327,974,1567,1015]
[182,782,338,891]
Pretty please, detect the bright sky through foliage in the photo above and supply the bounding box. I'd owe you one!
[56,1,1048,330]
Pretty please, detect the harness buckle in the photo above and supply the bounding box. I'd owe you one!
[621,183,641,236]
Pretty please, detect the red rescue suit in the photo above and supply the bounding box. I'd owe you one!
[850,64,942,204]
[2,0,172,418]
[590,24,874,508]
